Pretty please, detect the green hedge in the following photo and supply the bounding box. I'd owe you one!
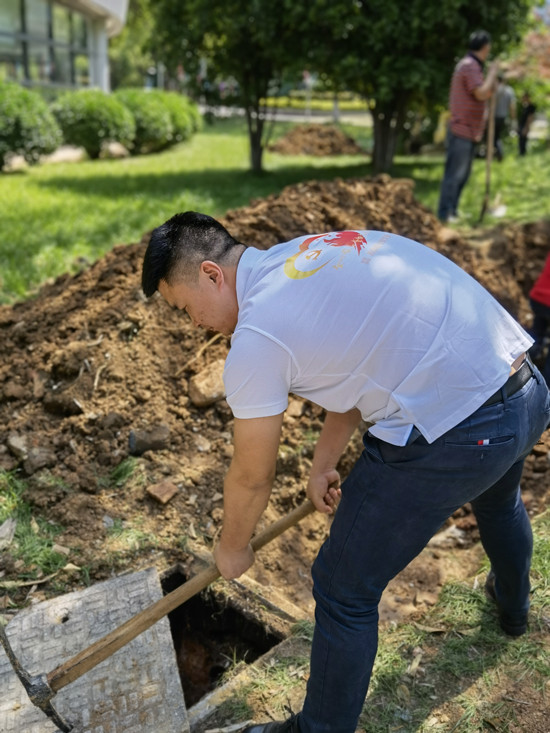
[0,84,202,169]
[0,82,62,171]
[149,90,200,143]
[51,88,135,159]
[113,88,174,154]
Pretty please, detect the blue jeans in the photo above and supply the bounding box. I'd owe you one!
[299,367,550,733]
[437,131,477,221]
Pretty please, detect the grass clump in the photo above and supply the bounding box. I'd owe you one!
[227,653,310,721]
[105,518,157,553]
[0,470,66,579]
[109,457,141,489]
[101,529,158,573]
[290,619,315,643]
[95,457,144,494]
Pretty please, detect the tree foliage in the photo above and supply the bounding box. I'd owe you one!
[152,0,309,171]
[109,0,156,90]
[301,0,538,171]
[151,0,537,172]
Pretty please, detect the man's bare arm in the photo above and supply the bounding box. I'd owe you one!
[214,413,284,579]
[473,61,499,101]
[307,408,362,512]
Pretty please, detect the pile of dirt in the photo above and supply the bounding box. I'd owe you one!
[1,175,550,616]
[267,124,366,156]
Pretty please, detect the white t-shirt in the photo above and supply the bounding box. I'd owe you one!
[224,230,532,446]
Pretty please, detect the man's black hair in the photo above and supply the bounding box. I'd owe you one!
[469,30,491,52]
[141,211,241,297]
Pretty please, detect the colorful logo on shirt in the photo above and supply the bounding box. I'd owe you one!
[284,231,368,280]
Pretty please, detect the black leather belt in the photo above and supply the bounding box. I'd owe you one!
[481,358,535,408]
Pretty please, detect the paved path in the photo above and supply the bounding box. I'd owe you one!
[203,104,374,127]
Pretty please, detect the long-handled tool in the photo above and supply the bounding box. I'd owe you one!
[0,499,315,732]
[478,91,496,224]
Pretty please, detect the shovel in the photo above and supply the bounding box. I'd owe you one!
[0,498,315,732]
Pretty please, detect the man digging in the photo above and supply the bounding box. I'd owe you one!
[142,212,549,733]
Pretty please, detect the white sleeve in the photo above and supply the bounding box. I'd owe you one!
[223,328,293,419]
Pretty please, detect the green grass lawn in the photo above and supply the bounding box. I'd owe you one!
[392,135,550,225]
[1,116,548,303]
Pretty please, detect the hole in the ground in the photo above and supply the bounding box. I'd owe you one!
[162,566,285,707]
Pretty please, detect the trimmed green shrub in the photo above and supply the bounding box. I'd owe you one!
[113,88,174,154]
[148,90,202,144]
[51,89,135,159]
[0,82,62,171]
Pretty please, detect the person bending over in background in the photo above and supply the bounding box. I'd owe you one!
[437,30,498,223]
[142,212,549,733]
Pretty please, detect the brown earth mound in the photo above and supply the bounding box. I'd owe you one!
[1,175,550,614]
[267,124,367,156]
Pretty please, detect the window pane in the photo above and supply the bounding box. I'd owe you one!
[0,0,22,34]
[25,0,49,39]
[28,42,51,81]
[0,36,24,81]
[53,4,70,43]
[74,52,89,85]
[52,44,70,83]
[73,13,87,48]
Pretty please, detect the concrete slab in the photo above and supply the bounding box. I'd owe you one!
[0,567,189,733]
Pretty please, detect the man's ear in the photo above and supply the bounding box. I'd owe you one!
[200,260,224,287]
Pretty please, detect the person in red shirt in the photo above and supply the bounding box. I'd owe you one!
[437,30,498,223]
[529,253,550,385]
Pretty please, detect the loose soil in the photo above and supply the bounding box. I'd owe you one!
[1,174,550,728]
[267,124,367,156]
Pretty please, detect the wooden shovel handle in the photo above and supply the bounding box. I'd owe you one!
[479,91,497,223]
[48,499,315,692]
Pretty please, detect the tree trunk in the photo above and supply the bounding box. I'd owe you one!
[332,94,340,123]
[245,106,265,173]
[249,129,263,172]
[371,99,406,173]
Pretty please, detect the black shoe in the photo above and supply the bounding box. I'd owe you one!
[242,712,301,733]
[485,571,528,637]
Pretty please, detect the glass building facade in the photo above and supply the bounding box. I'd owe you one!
[0,0,91,88]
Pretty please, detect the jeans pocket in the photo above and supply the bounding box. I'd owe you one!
[444,434,514,448]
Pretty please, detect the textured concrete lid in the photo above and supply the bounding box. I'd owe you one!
[0,567,189,732]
